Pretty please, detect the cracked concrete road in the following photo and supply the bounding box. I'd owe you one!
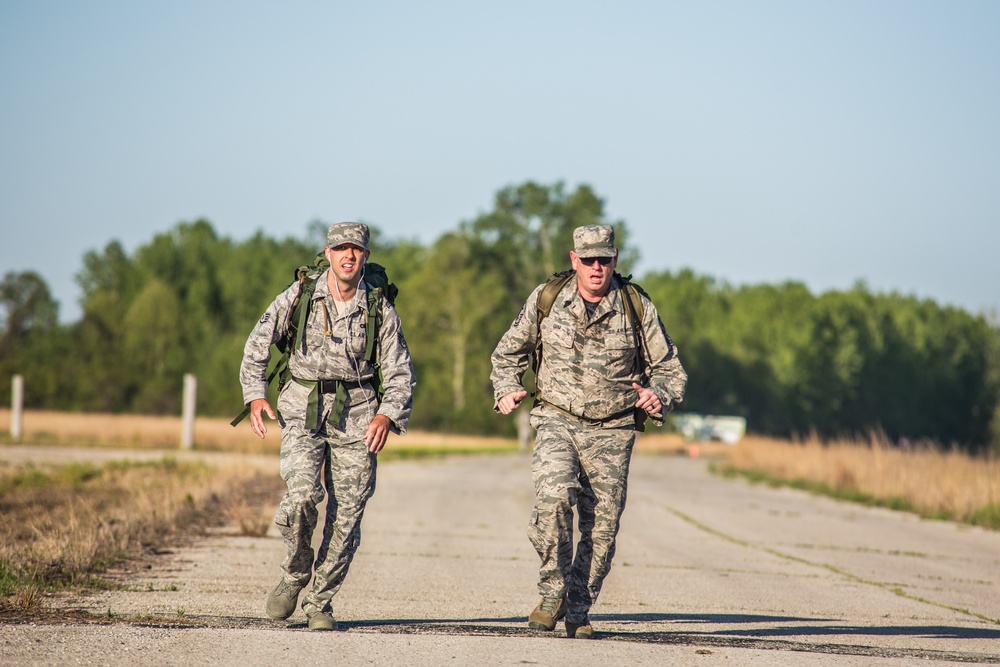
[2,446,999,666]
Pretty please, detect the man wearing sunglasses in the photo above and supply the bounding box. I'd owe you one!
[490,224,687,639]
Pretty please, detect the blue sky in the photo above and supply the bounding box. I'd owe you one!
[2,1,998,323]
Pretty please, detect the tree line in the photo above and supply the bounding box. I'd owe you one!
[2,181,998,452]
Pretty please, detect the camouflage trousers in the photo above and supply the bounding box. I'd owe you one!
[274,384,378,617]
[529,410,635,623]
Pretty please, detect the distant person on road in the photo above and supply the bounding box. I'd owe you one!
[490,224,687,639]
[239,222,415,631]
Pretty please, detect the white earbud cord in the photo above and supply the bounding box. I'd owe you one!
[333,264,375,424]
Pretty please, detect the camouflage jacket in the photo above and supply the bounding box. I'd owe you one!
[240,269,415,434]
[491,275,686,427]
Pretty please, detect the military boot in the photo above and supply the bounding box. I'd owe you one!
[528,596,567,631]
[566,616,595,639]
[307,611,338,631]
[265,579,304,620]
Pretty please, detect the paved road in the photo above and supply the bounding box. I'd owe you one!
[2,448,999,666]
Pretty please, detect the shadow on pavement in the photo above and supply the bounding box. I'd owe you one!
[705,624,1000,641]
[49,609,996,661]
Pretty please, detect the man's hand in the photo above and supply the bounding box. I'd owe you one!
[249,398,276,439]
[632,382,662,417]
[364,414,392,453]
[497,389,528,415]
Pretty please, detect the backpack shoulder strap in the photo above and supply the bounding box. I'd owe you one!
[361,262,398,364]
[536,270,575,322]
[613,270,642,316]
[617,273,655,432]
[289,272,320,354]
[618,275,645,333]
[363,282,382,364]
[616,272,651,371]
[284,252,328,351]
[361,262,400,401]
[530,271,575,397]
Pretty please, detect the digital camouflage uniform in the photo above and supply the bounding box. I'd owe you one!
[240,226,415,619]
[491,226,686,626]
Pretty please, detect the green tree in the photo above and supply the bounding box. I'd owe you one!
[71,241,138,411]
[0,271,61,408]
[122,279,186,413]
[399,230,505,432]
[0,271,58,360]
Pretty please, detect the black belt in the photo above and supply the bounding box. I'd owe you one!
[316,378,368,394]
[539,400,636,425]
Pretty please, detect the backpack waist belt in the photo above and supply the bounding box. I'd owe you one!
[292,376,371,432]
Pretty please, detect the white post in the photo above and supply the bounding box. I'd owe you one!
[11,375,23,442]
[181,373,197,449]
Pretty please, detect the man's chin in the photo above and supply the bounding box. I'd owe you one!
[335,270,361,284]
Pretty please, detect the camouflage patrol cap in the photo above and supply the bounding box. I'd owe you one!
[327,222,370,250]
[573,224,617,258]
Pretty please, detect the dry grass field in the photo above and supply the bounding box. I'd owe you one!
[719,433,1000,529]
[0,454,281,615]
[0,408,698,456]
[0,408,283,453]
[0,408,522,455]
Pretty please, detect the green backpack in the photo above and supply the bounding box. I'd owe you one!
[231,253,398,427]
[532,270,652,428]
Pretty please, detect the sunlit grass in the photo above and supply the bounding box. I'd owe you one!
[0,408,523,455]
[716,433,1000,530]
[0,456,282,613]
[0,408,283,453]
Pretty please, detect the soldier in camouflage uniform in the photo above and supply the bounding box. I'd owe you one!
[239,222,415,631]
[491,224,686,639]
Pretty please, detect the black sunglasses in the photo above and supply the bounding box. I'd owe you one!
[578,256,613,267]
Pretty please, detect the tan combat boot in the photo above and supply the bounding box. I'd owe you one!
[528,596,567,631]
[566,616,595,639]
[307,611,338,631]
[265,579,305,620]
